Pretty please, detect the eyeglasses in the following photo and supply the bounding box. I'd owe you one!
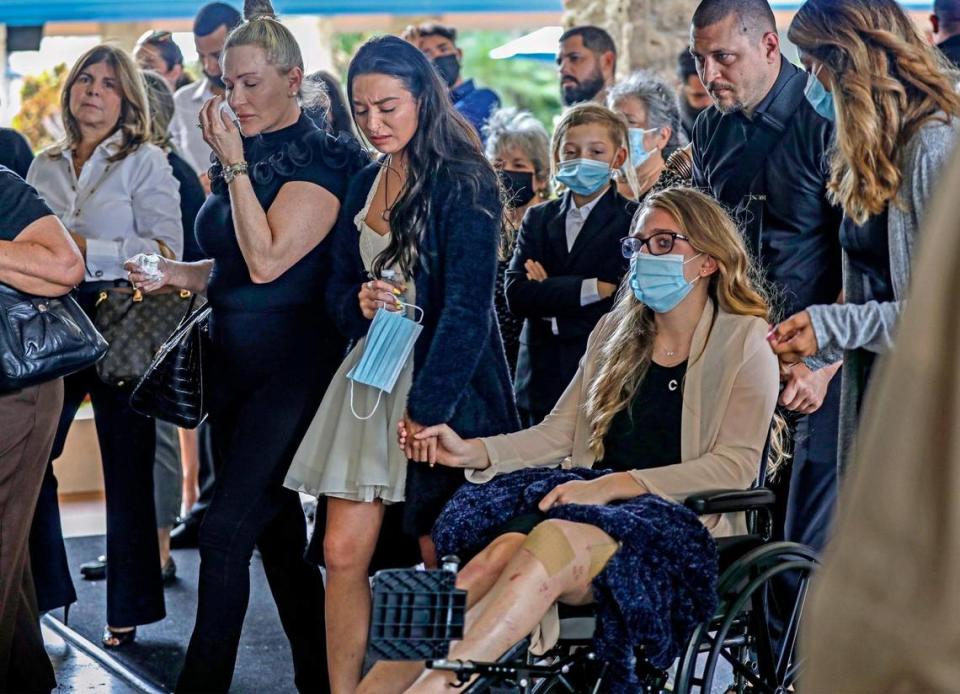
[620,232,691,258]
[137,30,173,45]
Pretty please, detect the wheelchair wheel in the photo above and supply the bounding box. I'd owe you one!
[674,541,818,694]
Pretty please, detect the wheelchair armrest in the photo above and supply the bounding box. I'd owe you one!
[684,488,776,515]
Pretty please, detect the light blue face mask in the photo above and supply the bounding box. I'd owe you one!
[347,303,424,420]
[554,158,612,195]
[628,252,703,313]
[627,127,659,168]
[804,65,835,122]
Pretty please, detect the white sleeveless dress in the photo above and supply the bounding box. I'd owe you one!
[283,166,413,503]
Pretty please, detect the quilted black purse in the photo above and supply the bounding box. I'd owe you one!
[129,295,211,428]
[0,283,109,394]
[93,287,194,387]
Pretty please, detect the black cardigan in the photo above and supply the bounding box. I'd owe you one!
[325,160,522,533]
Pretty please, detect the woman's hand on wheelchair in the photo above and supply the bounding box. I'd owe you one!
[397,420,490,470]
[538,473,649,511]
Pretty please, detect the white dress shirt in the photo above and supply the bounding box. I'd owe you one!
[27,133,183,281]
[171,79,216,174]
[548,194,604,334]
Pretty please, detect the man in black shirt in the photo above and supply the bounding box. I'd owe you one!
[0,128,33,178]
[932,0,960,68]
[690,0,842,557]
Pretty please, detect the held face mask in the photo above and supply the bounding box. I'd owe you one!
[804,65,835,122]
[554,158,612,196]
[347,303,424,420]
[629,252,703,313]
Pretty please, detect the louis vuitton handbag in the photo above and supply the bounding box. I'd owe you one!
[93,286,195,387]
[129,294,211,428]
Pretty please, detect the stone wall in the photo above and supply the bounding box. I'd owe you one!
[562,0,701,80]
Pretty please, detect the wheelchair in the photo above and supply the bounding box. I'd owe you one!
[367,464,819,694]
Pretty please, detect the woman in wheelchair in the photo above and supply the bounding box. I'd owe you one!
[360,187,780,693]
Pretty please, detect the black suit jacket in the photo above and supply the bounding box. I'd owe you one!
[506,185,637,417]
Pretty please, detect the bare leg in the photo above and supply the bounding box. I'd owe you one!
[324,497,385,694]
[406,520,616,694]
[179,427,200,513]
[157,526,171,566]
[358,533,527,694]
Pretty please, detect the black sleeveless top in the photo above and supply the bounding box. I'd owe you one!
[196,113,368,313]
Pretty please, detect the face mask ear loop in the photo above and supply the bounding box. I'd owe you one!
[350,379,383,421]
[400,302,425,325]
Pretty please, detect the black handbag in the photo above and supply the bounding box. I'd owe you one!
[0,283,109,393]
[93,287,194,387]
[129,294,211,428]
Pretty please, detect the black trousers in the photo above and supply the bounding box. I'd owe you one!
[29,366,165,627]
[177,310,337,693]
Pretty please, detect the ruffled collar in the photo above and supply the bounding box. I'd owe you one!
[209,113,369,195]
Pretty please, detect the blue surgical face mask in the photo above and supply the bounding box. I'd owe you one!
[627,127,659,168]
[347,303,424,420]
[804,65,835,122]
[554,158,612,196]
[629,252,703,313]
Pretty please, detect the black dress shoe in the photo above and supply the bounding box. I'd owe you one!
[80,555,107,581]
[161,556,177,584]
[169,516,202,549]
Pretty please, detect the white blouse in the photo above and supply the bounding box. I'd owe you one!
[27,132,183,282]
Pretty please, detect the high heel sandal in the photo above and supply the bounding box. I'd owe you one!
[102,626,137,649]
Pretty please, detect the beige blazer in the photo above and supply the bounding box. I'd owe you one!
[470,300,780,538]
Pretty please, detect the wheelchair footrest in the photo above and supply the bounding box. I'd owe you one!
[368,566,467,661]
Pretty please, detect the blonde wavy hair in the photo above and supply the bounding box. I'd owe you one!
[584,187,769,461]
[551,103,639,199]
[788,0,960,224]
[56,44,150,162]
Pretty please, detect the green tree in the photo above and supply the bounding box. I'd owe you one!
[14,63,68,152]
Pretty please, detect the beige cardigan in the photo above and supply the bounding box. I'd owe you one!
[470,300,780,538]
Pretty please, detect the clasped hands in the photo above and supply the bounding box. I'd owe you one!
[766,310,839,415]
[396,416,646,509]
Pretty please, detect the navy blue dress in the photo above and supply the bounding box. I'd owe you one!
[326,157,521,536]
[178,114,367,692]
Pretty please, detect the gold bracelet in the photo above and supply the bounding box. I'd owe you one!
[222,161,249,184]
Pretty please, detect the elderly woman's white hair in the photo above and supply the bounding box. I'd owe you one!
[607,70,687,159]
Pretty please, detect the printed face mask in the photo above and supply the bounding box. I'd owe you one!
[628,252,703,313]
[498,169,536,208]
[554,158,611,196]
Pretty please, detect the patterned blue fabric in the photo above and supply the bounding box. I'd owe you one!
[433,466,718,692]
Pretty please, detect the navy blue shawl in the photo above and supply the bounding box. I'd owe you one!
[433,466,719,692]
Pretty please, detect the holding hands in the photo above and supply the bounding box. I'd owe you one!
[767,310,819,364]
[397,418,489,469]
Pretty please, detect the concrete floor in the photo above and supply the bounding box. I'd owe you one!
[44,622,140,693]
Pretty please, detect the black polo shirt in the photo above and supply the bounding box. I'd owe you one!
[693,57,842,318]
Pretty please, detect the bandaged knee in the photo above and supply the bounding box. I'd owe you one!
[523,522,575,577]
[586,540,619,580]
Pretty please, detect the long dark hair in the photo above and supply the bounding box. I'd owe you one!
[347,35,498,278]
